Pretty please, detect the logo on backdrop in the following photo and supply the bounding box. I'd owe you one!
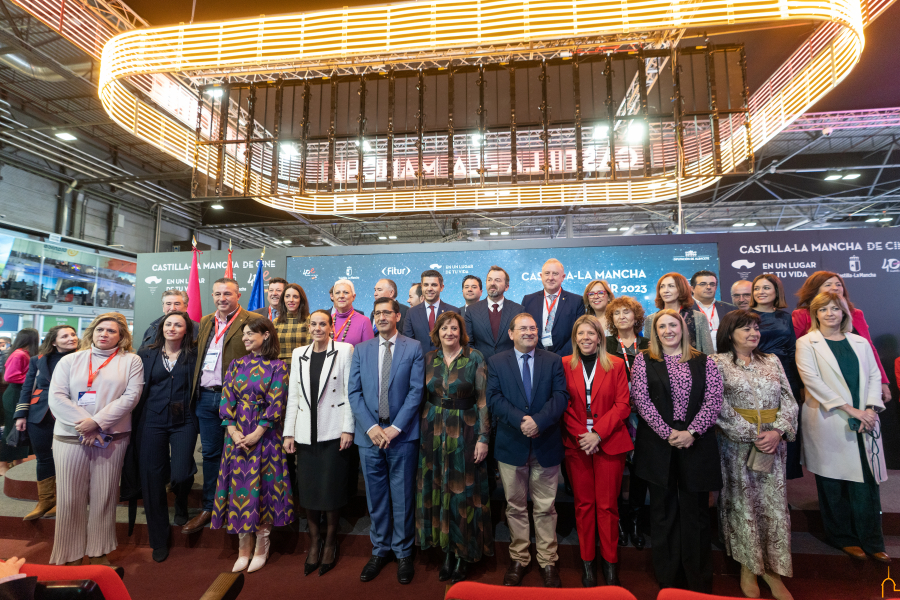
[346,266,353,277]
[382,266,411,276]
[850,256,861,272]
[429,263,442,269]
[300,267,318,280]
[883,259,900,273]
[673,249,711,262]
[144,275,162,295]
[731,260,756,270]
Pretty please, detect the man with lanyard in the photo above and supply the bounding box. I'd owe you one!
[183,277,263,534]
[402,269,459,354]
[522,259,585,357]
[252,277,288,321]
[690,270,736,352]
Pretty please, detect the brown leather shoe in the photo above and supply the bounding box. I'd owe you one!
[181,510,212,535]
[870,552,892,563]
[842,546,867,560]
[540,564,562,588]
[503,561,530,586]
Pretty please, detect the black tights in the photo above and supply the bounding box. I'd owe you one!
[306,509,340,563]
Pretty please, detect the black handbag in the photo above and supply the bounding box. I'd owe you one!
[7,425,29,448]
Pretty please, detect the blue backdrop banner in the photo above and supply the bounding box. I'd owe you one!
[286,242,720,315]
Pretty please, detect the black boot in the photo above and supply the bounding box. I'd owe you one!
[600,557,620,586]
[450,557,470,584]
[628,505,646,550]
[617,517,628,547]
[581,559,597,588]
[439,550,455,582]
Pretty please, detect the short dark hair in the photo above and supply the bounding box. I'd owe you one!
[462,275,482,290]
[410,283,423,299]
[374,296,401,313]
[716,310,766,364]
[509,312,536,332]
[429,311,469,348]
[150,311,196,353]
[690,270,718,286]
[267,277,288,287]
[242,319,280,360]
[421,269,443,285]
[213,277,239,290]
[487,266,510,285]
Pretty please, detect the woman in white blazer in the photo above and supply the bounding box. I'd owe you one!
[284,309,355,577]
[795,292,888,563]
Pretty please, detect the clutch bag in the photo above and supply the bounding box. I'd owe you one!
[746,445,776,474]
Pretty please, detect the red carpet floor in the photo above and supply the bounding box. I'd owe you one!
[0,538,890,600]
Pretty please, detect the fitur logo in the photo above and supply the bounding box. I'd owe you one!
[883,567,898,598]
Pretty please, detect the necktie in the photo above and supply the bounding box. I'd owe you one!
[521,354,532,407]
[379,341,392,422]
[428,305,436,330]
[545,294,558,333]
[489,303,501,340]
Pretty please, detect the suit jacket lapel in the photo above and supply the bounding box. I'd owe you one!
[497,303,516,344]
[810,331,842,378]
[298,345,312,409]
[551,293,569,340]
[223,309,246,346]
[388,336,405,387]
[317,341,338,401]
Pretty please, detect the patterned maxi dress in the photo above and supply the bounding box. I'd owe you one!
[212,354,294,533]
[416,346,493,562]
[711,353,799,576]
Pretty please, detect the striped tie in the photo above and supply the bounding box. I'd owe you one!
[379,341,392,421]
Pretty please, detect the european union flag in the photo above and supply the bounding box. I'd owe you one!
[247,258,265,312]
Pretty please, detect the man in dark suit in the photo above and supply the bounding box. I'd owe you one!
[401,269,459,353]
[251,277,287,321]
[370,278,408,334]
[460,274,483,318]
[183,277,263,535]
[690,270,736,352]
[521,258,585,357]
[349,297,425,585]
[487,313,569,588]
[465,266,524,362]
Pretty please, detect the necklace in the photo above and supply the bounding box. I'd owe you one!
[333,311,353,341]
[162,346,181,371]
[443,347,462,366]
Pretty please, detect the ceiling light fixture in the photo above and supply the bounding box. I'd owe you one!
[282,240,292,244]
[211,203,224,209]
[55,132,77,141]
[500,231,510,235]
[733,223,745,227]
[593,125,609,139]
[824,174,842,181]
[206,88,223,98]
[865,217,879,222]
[744,222,757,226]
[388,235,397,239]
[879,217,893,222]
[607,226,618,231]
[842,173,861,180]
[378,235,387,240]
[627,122,644,142]
[489,231,499,236]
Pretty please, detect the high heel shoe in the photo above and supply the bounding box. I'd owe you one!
[761,570,793,600]
[305,539,323,576]
[740,564,760,599]
[319,543,339,576]
[626,506,645,550]
[247,527,271,573]
[232,533,253,573]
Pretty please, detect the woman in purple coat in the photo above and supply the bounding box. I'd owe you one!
[211,319,294,573]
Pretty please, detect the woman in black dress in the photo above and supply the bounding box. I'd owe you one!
[604,296,650,550]
[284,309,355,577]
[750,274,804,479]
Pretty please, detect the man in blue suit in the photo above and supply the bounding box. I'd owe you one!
[348,296,425,585]
[401,269,459,353]
[487,313,569,588]
[521,258,585,357]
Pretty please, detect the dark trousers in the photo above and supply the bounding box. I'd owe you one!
[196,389,224,512]
[648,457,713,593]
[139,416,198,549]
[815,472,884,554]
[28,414,55,481]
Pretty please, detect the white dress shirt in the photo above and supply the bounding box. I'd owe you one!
[488,297,506,312]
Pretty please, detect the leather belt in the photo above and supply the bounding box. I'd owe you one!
[429,397,477,411]
[378,418,391,426]
[201,386,223,393]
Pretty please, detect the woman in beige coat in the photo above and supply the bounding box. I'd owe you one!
[795,292,887,563]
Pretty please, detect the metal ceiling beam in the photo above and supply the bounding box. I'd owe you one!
[77,170,192,185]
[0,120,114,134]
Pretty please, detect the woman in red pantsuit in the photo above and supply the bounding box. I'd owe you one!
[562,314,633,588]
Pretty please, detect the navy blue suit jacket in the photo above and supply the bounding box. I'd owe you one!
[521,289,585,356]
[401,300,460,354]
[464,298,525,362]
[486,348,569,468]
[348,333,425,448]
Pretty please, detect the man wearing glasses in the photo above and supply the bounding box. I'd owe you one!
[487,313,568,588]
[690,270,736,351]
[730,280,753,311]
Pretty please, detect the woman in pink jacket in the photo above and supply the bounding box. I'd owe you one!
[0,328,39,475]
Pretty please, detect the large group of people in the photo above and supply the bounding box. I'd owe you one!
[0,260,893,599]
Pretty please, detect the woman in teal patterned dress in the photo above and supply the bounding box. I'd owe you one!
[416,311,492,584]
[212,319,294,574]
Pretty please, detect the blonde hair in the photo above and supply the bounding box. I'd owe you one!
[80,312,133,353]
[647,309,699,363]
[808,292,853,333]
[582,279,615,317]
[568,315,613,372]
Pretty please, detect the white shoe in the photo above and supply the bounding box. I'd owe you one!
[248,527,271,573]
[232,533,253,572]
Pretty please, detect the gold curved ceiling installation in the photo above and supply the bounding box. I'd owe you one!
[98,0,866,214]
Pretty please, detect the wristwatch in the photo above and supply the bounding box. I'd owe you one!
[687,428,700,439]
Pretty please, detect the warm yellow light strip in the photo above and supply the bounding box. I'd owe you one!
[98,0,865,214]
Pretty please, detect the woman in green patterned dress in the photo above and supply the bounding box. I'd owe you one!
[416,311,492,584]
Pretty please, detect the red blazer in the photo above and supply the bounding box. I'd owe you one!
[561,354,633,456]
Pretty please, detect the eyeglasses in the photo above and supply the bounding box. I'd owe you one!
[515,326,538,333]
[695,282,717,288]
[372,310,396,317]
[587,291,608,298]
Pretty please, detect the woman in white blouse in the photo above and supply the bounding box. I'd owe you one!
[48,313,144,566]
[284,309,355,577]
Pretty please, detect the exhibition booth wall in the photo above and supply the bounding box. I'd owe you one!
[134,227,900,465]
